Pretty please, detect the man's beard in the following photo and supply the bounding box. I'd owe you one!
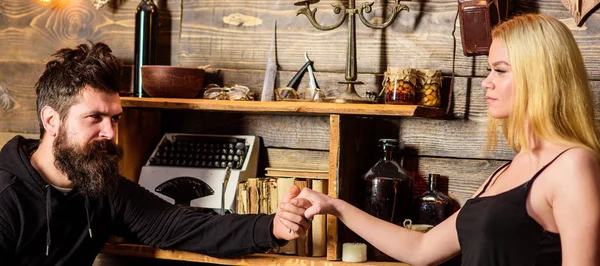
[53,128,123,198]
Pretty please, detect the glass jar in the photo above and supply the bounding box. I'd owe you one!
[416,69,442,107]
[415,173,456,226]
[362,139,413,261]
[382,68,418,104]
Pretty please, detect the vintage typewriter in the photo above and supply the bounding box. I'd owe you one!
[138,133,259,214]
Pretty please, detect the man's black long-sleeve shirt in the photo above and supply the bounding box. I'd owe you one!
[0,136,283,265]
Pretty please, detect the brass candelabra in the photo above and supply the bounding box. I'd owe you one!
[294,0,409,103]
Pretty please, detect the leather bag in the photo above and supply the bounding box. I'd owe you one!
[458,0,510,56]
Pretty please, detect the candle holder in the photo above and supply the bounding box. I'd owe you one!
[294,0,409,103]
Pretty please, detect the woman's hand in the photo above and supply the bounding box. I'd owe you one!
[277,188,339,220]
[272,185,312,240]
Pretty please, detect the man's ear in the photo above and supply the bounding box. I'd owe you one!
[40,106,60,137]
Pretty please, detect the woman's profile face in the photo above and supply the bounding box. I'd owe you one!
[482,39,514,119]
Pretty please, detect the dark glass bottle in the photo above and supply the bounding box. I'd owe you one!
[415,173,455,226]
[362,139,413,261]
[133,0,159,97]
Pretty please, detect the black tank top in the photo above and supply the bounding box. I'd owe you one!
[456,150,569,266]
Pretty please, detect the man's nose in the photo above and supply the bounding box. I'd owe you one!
[100,119,116,140]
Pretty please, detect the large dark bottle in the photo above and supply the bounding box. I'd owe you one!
[133,0,158,97]
[362,139,413,261]
[415,173,456,226]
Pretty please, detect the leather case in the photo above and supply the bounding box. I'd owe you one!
[458,0,509,56]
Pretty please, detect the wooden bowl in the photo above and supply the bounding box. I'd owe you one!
[141,65,205,98]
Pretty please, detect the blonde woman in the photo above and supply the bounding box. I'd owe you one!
[280,14,600,266]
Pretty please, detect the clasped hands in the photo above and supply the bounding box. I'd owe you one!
[272,186,332,240]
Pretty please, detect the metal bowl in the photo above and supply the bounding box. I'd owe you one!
[141,65,205,98]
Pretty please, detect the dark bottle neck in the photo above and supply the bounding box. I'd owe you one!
[382,149,395,161]
[428,174,438,191]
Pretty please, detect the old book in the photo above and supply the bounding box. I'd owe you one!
[267,178,278,214]
[236,182,248,214]
[294,178,311,257]
[247,178,260,214]
[276,177,296,254]
[266,167,329,179]
[259,178,269,214]
[311,179,328,257]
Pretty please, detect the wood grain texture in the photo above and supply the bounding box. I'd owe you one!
[4,60,600,161]
[408,156,509,205]
[159,110,331,150]
[120,97,448,117]
[100,243,409,265]
[0,62,44,133]
[178,0,600,78]
[117,109,162,182]
[0,132,39,148]
[265,148,329,170]
[0,0,181,66]
[327,114,340,261]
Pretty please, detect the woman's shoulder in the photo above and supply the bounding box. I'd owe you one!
[555,147,599,170]
[545,147,600,191]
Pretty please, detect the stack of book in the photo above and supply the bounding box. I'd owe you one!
[236,168,328,257]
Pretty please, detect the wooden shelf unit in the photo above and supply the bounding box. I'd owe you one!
[100,243,409,266]
[119,97,449,118]
[113,97,444,265]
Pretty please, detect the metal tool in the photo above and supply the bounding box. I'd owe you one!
[280,53,321,99]
[220,166,232,215]
[280,60,313,98]
[261,21,277,101]
[305,52,319,89]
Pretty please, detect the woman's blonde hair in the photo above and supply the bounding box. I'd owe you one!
[486,14,600,158]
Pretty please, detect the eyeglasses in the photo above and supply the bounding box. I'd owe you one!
[275,87,326,101]
[203,84,254,101]
[275,87,299,101]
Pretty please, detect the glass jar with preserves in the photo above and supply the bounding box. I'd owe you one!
[382,67,418,104]
[362,138,414,260]
[417,69,442,107]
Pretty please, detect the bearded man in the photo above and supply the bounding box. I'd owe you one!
[0,42,309,265]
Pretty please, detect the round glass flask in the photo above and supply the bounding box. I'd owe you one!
[362,139,414,260]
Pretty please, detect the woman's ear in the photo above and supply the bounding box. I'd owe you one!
[40,106,59,137]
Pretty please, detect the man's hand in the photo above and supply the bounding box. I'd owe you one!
[272,185,312,240]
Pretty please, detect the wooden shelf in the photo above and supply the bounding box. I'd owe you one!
[120,97,448,118]
[101,243,409,266]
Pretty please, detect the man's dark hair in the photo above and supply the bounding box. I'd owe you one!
[35,41,122,138]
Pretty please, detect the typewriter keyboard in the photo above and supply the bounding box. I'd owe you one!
[147,134,249,169]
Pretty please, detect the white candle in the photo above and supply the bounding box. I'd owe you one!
[342,242,367,263]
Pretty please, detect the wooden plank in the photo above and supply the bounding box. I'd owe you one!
[120,97,448,118]
[327,114,340,261]
[117,109,162,182]
[5,60,600,161]
[0,0,182,66]
[0,62,44,133]
[265,148,329,170]
[0,132,39,148]
[178,0,600,78]
[265,168,329,179]
[158,111,331,150]
[121,75,600,161]
[407,156,509,206]
[100,243,409,266]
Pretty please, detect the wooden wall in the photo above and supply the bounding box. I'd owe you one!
[1,0,599,265]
